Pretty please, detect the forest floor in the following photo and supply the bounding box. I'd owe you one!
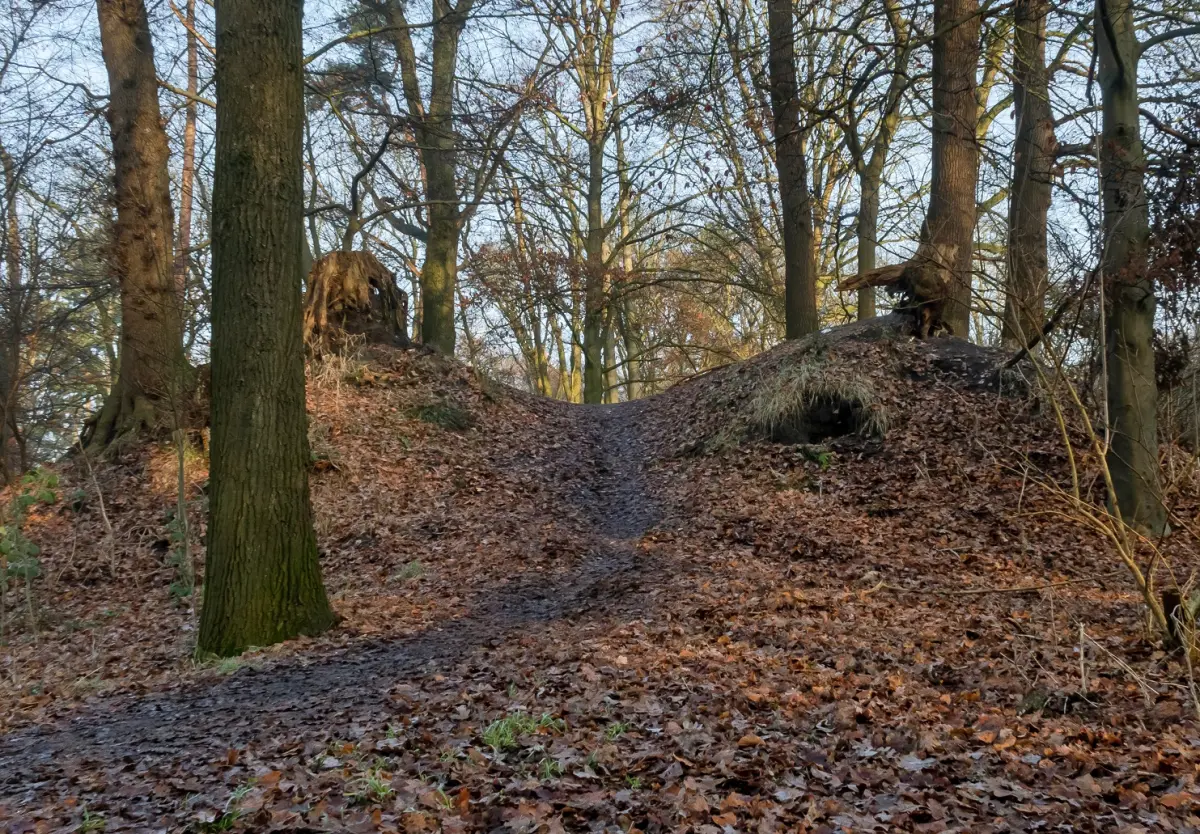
[2,316,1200,833]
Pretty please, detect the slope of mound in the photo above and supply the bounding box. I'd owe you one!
[1,322,1199,832]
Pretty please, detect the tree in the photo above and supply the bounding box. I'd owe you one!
[198,0,334,656]
[377,0,476,356]
[1002,0,1053,347]
[927,0,981,337]
[88,0,188,449]
[766,0,818,338]
[842,0,913,321]
[1094,0,1166,534]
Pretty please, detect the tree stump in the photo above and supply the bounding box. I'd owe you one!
[303,251,410,354]
[838,241,959,338]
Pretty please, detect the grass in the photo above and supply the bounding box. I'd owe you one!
[392,560,424,582]
[347,763,394,805]
[538,757,564,780]
[411,402,473,431]
[481,712,566,752]
[748,361,888,444]
[605,721,631,740]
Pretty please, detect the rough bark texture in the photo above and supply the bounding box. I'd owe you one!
[767,0,819,339]
[303,251,410,354]
[927,0,981,338]
[198,0,334,657]
[1095,0,1166,534]
[1002,0,1054,348]
[90,0,188,449]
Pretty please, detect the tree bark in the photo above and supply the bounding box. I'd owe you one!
[90,0,188,449]
[1095,0,1166,534]
[0,147,23,482]
[767,0,818,338]
[583,135,607,403]
[173,0,198,306]
[927,0,981,338]
[199,0,334,656]
[1002,0,1053,347]
[384,0,473,356]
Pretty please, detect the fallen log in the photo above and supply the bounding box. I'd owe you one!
[303,250,410,354]
[838,242,959,338]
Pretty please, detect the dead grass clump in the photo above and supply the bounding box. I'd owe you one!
[748,361,888,444]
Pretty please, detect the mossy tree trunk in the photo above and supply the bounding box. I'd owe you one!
[91,0,189,450]
[198,0,335,657]
[767,0,818,339]
[1095,0,1166,534]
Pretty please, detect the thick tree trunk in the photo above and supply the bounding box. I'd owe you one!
[1002,0,1053,347]
[91,0,188,449]
[1095,0,1166,534]
[418,0,467,356]
[199,0,334,656]
[767,0,818,338]
[927,0,981,338]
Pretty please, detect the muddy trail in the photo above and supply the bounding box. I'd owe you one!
[0,401,662,808]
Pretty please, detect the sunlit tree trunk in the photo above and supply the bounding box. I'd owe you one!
[384,0,474,355]
[199,0,334,656]
[927,0,981,337]
[173,0,198,306]
[90,0,188,449]
[767,0,818,338]
[1002,0,1053,347]
[1095,0,1166,534]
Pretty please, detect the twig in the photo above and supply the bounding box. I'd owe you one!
[78,442,118,579]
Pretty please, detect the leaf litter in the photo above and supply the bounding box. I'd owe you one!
[0,317,1199,832]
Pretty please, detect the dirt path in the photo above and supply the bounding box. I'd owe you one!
[0,401,660,808]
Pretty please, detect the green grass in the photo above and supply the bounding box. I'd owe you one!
[347,764,394,805]
[605,721,631,740]
[481,712,566,752]
[538,757,564,780]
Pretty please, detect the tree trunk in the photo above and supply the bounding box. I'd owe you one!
[90,0,188,449]
[0,147,23,482]
[583,135,607,403]
[1095,0,1166,534]
[1002,0,1053,347]
[393,0,469,356]
[199,0,334,656]
[767,0,818,338]
[927,0,981,338]
[173,0,198,306]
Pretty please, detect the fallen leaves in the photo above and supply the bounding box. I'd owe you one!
[0,336,1198,832]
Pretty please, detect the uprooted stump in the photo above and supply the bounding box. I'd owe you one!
[838,241,958,338]
[303,251,410,355]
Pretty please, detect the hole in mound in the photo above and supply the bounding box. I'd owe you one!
[748,362,888,446]
[765,395,867,444]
